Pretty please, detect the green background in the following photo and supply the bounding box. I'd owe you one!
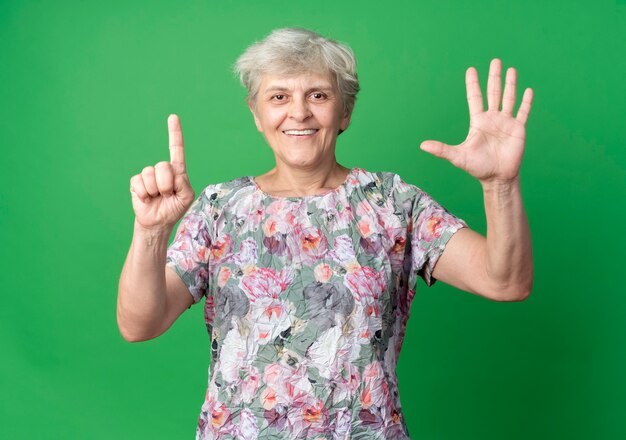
[2,0,625,438]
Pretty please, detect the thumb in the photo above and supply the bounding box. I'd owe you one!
[172,170,195,210]
[420,140,458,162]
[174,173,194,199]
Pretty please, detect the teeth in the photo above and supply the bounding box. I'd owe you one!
[284,129,317,135]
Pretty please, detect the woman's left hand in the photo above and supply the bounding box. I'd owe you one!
[420,58,534,185]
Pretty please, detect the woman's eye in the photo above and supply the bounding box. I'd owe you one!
[311,92,326,100]
[272,94,286,101]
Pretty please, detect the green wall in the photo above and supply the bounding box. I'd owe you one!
[1,1,624,438]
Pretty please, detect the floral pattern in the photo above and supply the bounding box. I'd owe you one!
[166,167,467,439]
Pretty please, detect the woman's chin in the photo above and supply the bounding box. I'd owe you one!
[282,155,325,169]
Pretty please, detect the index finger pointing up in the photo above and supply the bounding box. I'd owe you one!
[168,114,186,173]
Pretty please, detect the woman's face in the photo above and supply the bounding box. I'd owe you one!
[249,72,351,170]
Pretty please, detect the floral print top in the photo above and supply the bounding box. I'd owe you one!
[166,167,467,440]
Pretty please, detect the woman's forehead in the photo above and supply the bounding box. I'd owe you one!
[259,72,336,92]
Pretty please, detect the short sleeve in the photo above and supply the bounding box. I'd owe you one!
[166,189,212,304]
[388,173,468,289]
[409,189,467,287]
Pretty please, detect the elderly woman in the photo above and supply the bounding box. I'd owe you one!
[117,28,533,439]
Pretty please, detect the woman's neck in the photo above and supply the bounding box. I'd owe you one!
[255,160,350,197]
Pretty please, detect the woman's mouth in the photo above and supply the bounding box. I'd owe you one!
[283,129,318,136]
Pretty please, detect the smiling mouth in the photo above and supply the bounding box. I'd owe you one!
[283,129,319,136]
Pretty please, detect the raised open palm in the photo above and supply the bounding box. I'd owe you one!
[130,114,196,230]
[420,59,534,184]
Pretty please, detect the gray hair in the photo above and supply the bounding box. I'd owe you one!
[234,28,360,116]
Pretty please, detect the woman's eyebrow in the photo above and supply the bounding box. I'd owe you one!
[306,86,334,93]
[264,85,289,93]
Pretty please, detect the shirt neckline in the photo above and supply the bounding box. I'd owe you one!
[249,167,356,201]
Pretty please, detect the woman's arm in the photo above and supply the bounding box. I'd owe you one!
[431,177,532,301]
[116,114,196,341]
[419,59,534,301]
[117,221,194,342]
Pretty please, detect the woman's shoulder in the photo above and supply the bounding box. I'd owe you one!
[194,175,255,208]
[352,167,423,200]
[201,175,252,193]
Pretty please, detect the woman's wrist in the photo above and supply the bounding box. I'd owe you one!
[133,219,174,247]
[479,175,521,194]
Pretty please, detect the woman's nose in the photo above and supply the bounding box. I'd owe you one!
[288,96,312,121]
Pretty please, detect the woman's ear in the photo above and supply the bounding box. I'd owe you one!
[247,100,263,132]
[340,108,353,132]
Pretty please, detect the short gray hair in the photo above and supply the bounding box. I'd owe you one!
[234,28,360,116]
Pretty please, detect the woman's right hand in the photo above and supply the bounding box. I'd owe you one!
[129,114,196,231]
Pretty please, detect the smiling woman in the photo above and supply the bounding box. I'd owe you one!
[118,27,534,440]
[234,28,359,196]
[248,72,351,187]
